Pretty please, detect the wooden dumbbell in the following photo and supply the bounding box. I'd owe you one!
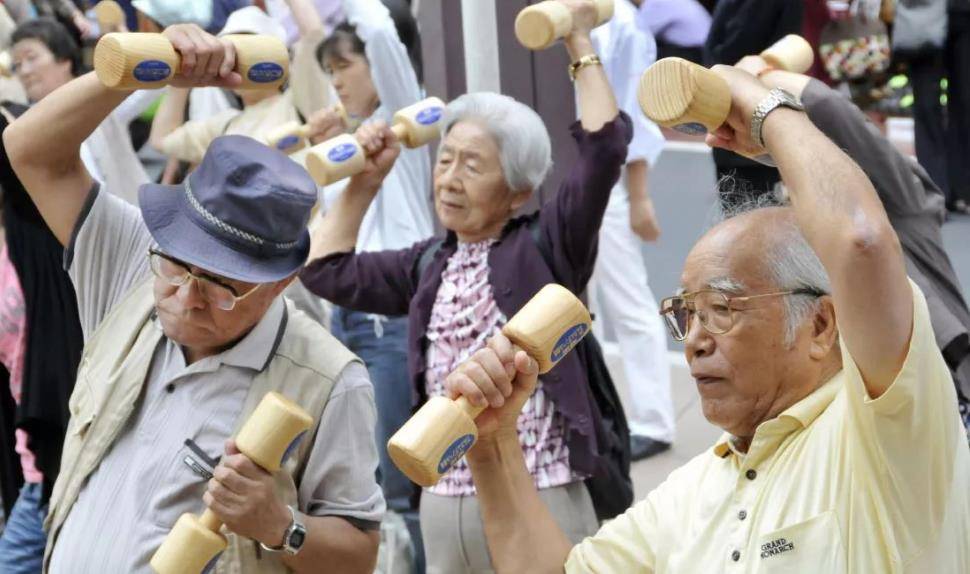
[94,33,288,90]
[305,96,446,185]
[637,34,814,135]
[0,51,12,78]
[150,392,312,574]
[264,104,361,155]
[515,0,614,50]
[93,1,125,32]
[387,284,591,487]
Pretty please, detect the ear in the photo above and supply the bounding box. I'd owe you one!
[808,296,839,361]
[509,189,532,213]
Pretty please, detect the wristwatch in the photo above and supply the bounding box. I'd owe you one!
[260,506,307,556]
[750,88,804,149]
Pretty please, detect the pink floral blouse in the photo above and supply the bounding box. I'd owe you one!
[424,239,580,496]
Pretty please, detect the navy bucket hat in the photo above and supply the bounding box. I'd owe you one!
[138,135,316,284]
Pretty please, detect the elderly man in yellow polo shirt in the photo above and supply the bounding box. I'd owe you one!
[440,64,970,573]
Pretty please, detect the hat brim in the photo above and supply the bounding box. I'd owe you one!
[138,182,310,284]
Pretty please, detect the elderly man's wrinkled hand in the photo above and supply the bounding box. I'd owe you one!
[348,120,401,192]
[704,65,773,159]
[204,439,291,548]
[163,24,242,89]
[444,333,539,441]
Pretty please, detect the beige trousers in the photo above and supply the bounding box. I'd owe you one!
[419,481,599,574]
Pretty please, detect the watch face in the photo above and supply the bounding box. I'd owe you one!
[289,526,306,550]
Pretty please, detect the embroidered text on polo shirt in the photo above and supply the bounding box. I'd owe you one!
[760,537,794,559]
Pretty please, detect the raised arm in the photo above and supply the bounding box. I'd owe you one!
[148,86,191,152]
[343,0,421,114]
[6,24,241,246]
[538,1,628,291]
[708,66,912,396]
[284,0,324,39]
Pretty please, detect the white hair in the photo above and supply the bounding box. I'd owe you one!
[441,92,553,192]
[717,188,832,346]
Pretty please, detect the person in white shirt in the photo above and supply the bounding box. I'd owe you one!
[305,0,435,570]
[588,0,676,460]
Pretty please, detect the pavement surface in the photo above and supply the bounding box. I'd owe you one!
[615,146,970,498]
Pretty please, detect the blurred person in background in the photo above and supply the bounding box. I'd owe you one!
[310,0,433,569]
[589,0,674,462]
[632,0,711,63]
[704,0,803,208]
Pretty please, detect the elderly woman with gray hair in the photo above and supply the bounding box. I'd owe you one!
[300,4,629,572]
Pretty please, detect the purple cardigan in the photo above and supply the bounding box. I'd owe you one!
[300,113,632,475]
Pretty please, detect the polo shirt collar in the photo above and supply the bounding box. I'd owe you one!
[712,371,844,458]
[219,296,287,371]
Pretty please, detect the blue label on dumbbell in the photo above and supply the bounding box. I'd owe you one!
[416,106,443,126]
[132,60,171,82]
[437,433,475,474]
[327,142,358,163]
[550,323,589,364]
[281,431,307,466]
[202,551,223,574]
[276,135,300,150]
[247,62,284,83]
[672,122,708,135]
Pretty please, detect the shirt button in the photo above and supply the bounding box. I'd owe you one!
[165,383,175,394]
[746,469,757,480]
[731,550,741,562]
[738,510,747,520]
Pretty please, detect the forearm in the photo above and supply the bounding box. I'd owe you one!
[285,0,324,38]
[308,181,377,261]
[467,434,572,574]
[565,34,619,132]
[281,516,379,573]
[4,72,128,244]
[762,108,911,390]
[626,160,649,203]
[149,87,190,152]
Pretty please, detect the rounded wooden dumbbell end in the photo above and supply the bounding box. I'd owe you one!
[94,33,178,89]
[515,1,573,51]
[94,1,125,30]
[391,97,446,148]
[222,34,288,90]
[760,34,813,74]
[387,396,481,487]
[0,51,12,78]
[502,284,591,374]
[594,0,615,24]
[150,512,227,574]
[305,133,365,186]
[266,120,308,154]
[235,392,313,473]
[637,57,731,135]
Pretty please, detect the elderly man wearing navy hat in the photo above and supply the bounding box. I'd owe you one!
[3,23,383,574]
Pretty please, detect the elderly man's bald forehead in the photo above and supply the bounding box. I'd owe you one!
[681,207,796,290]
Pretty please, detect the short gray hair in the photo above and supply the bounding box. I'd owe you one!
[717,188,832,346]
[441,92,553,192]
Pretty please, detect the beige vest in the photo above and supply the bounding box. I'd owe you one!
[43,280,359,573]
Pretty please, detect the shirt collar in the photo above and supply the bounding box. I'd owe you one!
[712,371,844,458]
[218,296,286,371]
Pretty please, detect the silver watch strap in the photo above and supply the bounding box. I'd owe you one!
[750,88,801,149]
[260,505,299,554]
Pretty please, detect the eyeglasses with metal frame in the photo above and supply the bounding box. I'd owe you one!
[147,248,261,311]
[659,288,825,341]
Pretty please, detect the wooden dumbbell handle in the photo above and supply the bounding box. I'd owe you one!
[198,509,222,533]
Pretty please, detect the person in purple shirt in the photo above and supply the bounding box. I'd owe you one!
[299,2,631,571]
[633,0,712,62]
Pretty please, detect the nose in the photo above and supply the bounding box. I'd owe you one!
[435,161,461,192]
[683,313,714,362]
[175,277,207,309]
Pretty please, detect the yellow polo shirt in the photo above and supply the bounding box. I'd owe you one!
[567,281,970,573]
